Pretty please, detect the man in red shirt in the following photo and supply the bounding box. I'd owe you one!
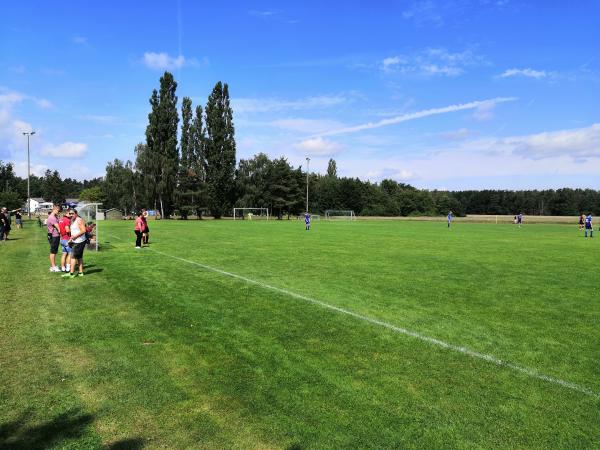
[58,209,73,272]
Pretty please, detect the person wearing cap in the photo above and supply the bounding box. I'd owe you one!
[47,205,61,272]
[58,209,73,272]
[62,209,87,278]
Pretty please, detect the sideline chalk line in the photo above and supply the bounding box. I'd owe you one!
[107,234,599,399]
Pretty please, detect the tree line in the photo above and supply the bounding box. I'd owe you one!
[2,72,600,217]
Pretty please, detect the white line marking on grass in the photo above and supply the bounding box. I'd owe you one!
[107,234,599,399]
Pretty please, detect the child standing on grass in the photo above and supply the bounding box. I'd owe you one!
[584,214,593,238]
[447,211,453,228]
[305,212,311,231]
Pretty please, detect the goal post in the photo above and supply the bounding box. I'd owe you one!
[233,207,269,220]
[325,210,356,220]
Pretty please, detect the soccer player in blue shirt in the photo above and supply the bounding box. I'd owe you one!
[447,211,453,228]
[584,213,593,238]
[304,212,311,231]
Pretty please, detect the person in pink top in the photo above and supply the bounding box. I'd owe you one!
[58,209,73,272]
[134,211,144,249]
[47,205,61,272]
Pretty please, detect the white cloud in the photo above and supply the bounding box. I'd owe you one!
[142,52,197,71]
[73,36,88,45]
[500,68,548,79]
[40,142,88,158]
[270,118,346,134]
[293,137,342,156]
[381,48,485,77]
[233,95,348,113]
[366,168,417,182]
[402,1,443,26]
[316,97,516,137]
[12,161,49,178]
[35,98,53,109]
[489,123,600,160]
[440,128,473,141]
[472,100,498,121]
[249,10,279,17]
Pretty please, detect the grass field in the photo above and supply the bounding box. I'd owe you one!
[1,219,599,449]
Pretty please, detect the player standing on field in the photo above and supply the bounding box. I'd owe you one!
[141,209,150,245]
[305,212,311,231]
[447,211,453,228]
[584,213,593,238]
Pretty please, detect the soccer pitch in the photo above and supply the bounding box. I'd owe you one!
[1,220,598,448]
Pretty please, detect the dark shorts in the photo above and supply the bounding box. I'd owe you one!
[72,241,86,259]
[144,225,150,233]
[585,224,592,230]
[49,235,60,254]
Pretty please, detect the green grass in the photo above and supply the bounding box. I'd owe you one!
[1,219,598,449]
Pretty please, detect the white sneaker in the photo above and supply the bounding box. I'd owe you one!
[66,264,70,271]
[50,266,61,272]
[61,266,66,272]
[135,246,141,249]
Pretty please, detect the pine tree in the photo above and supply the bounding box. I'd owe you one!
[205,81,236,218]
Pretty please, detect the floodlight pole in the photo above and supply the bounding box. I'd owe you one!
[22,131,36,219]
[305,157,310,213]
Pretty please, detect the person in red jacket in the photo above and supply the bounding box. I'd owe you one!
[134,211,144,249]
[58,209,73,272]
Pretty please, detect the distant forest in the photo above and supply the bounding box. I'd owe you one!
[2,72,598,218]
[2,158,598,217]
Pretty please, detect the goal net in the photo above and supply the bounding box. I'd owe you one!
[76,202,101,250]
[233,207,269,220]
[325,210,356,220]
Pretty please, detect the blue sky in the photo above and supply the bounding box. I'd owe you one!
[1,0,599,189]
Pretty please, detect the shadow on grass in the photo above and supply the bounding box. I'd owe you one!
[105,437,146,449]
[0,408,95,449]
[85,268,104,275]
[0,410,145,449]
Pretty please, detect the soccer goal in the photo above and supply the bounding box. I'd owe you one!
[76,202,102,251]
[325,210,356,220]
[233,207,269,220]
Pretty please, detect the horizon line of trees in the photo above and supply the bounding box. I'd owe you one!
[2,72,600,217]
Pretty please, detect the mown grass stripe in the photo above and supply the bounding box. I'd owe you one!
[104,233,599,399]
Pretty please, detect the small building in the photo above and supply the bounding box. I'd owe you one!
[24,197,45,213]
[104,208,124,220]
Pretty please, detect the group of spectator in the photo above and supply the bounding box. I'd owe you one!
[0,207,22,241]
[46,204,88,278]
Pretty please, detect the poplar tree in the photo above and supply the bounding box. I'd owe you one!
[204,81,236,218]
[144,71,179,217]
